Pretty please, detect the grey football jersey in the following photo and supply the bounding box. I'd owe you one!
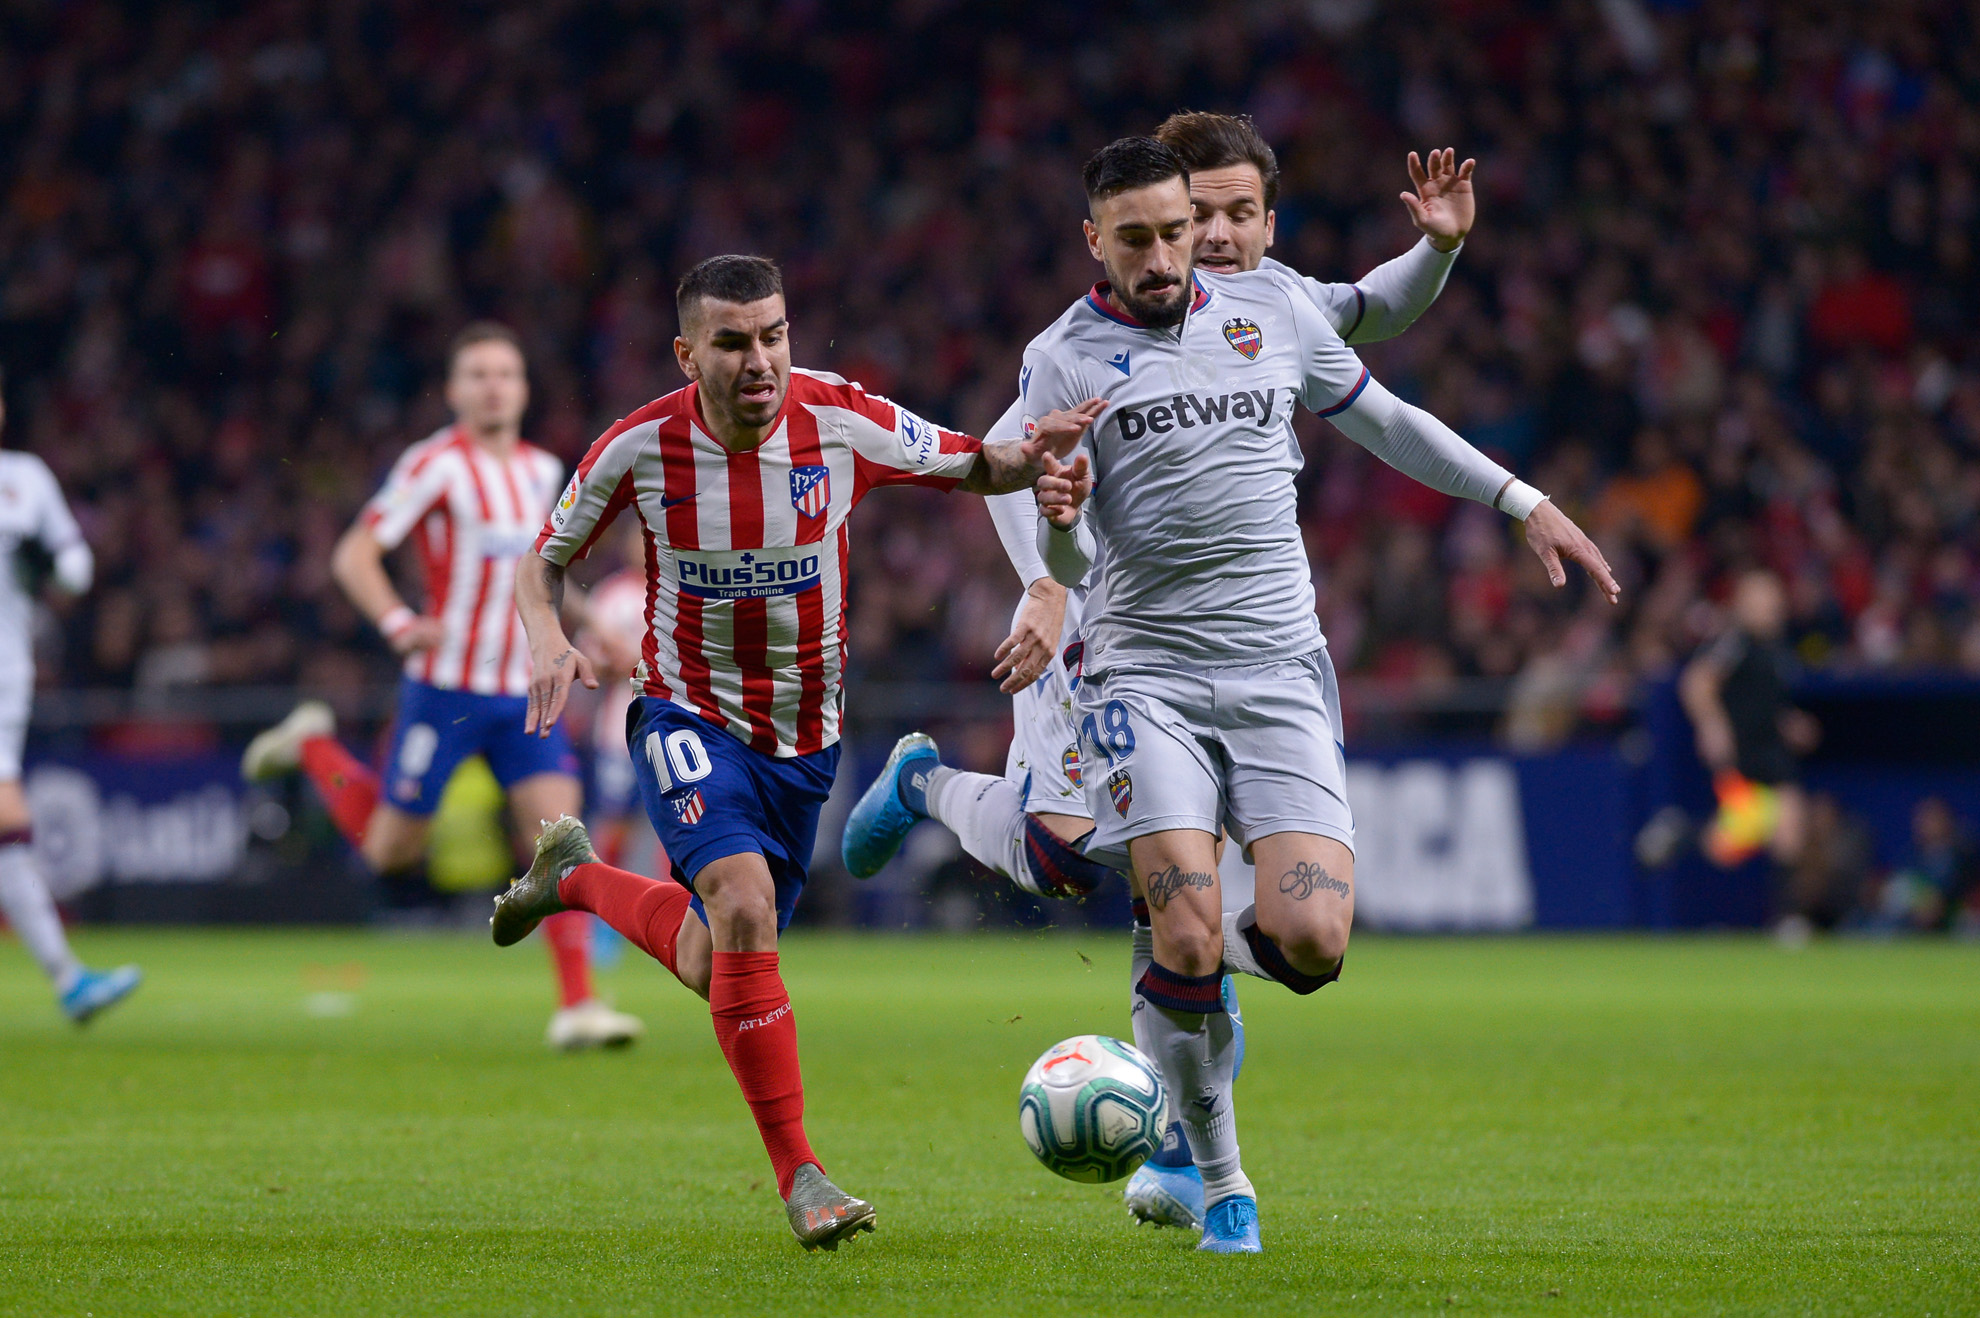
[1020,268,1371,670]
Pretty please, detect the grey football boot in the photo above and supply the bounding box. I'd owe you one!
[785,1163,877,1251]
[491,815,597,947]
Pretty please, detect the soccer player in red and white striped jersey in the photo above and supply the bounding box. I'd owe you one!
[242,324,640,1050]
[491,255,1100,1250]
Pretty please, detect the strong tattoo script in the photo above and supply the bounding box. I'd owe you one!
[1279,862,1351,901]
[1144,865,1216,910]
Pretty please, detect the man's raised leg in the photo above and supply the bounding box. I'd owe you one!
[1235,832,1353,993]
[842,733,1112,899]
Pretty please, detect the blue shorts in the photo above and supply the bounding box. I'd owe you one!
[627,697,840,932]
[381,678,580,816]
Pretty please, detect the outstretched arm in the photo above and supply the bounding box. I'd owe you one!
[958,400,1106,494]
[1326,377,1618,601]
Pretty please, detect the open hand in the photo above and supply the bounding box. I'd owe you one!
[1523,500,1620,603]
[525,640,599,736]
[992,579,1067,694]
[386,615,447,656]
[1401,148,1475,253]
[1036,451,1091,528]
[1021,399,1107,465]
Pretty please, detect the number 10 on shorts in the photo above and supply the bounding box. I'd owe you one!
[1080,699,1136,766]
[645,728,713,792]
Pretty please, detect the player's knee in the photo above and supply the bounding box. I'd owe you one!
[1261,906,1350,972]
[360,829,424,875]
[1158,921,1224,977]
[700,884,778,945]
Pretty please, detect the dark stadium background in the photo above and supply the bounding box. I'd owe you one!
[5,0,1978,933]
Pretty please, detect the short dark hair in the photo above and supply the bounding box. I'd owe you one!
[1082,136,1189,206]
[448,321,524,370]
[676,254,784,330]
[1155,111,1280,210]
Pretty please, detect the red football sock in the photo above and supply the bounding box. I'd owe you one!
[541,910,594,1008]
[299,736,379,849]
[709,950,817,1199]
[558,861,694,981]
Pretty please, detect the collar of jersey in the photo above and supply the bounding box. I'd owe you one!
[686,379,788,452]
[1085,274,1210,328]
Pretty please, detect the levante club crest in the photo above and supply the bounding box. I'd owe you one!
[1107,768,1133,816]
[1222,317,1263,360]
[1062,743,1083,787]
[790,465,830,519]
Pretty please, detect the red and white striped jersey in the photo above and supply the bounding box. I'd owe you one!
[536,369,982,758]
[362,425,565,696]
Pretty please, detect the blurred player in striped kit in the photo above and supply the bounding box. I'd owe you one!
[844,112,1476,1233]
[0,366,142,1022]
[241,325,640,1051]
[489,255,1100,1250]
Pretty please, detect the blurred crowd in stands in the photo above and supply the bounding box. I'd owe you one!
[4,0,1980,752]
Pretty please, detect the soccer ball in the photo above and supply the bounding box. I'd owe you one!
[1017,1034,1166,1183]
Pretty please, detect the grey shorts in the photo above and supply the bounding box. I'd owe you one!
[1074,650,1354,872]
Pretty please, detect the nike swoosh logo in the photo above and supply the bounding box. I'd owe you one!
[660,494,697,510]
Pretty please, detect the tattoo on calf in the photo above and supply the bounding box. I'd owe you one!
[1144,864,1216,910]
[1279,862,1351,901]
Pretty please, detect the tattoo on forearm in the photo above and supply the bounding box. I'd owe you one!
[1144,865,1216,910]
[965,439,1039,495]
[1279,862,1350,901]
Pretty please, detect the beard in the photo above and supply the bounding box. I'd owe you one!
[1111,273,1191,328]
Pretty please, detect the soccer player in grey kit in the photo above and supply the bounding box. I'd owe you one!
[1028,138,1618,1253]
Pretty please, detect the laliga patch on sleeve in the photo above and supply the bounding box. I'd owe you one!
[898,407,940,466]
[551,473,580,528]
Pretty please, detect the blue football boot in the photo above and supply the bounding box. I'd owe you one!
[841,733,938,878]
[1224,974,1245,1081]
[60,965,142,1024]
[1123,1155,1205,1230]
[1197,1195,1262,1254]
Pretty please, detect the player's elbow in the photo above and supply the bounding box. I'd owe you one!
[329,524,380,592]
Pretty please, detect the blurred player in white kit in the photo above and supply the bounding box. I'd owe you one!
[0,367,142,1022]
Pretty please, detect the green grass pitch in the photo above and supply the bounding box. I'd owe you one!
[0,929,1975,1316]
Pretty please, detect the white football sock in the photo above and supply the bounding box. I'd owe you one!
[0,843,81,993]
[923,769,1028,884]
[1221,904,1271,980]
[1129,922,1155,1073]
[1136,993,1253,1208]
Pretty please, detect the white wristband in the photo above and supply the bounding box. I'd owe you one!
[378,605,417,642]
[1495,479,1546,521]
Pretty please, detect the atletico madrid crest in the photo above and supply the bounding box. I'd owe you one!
[1107,768,1133,817]
[1222,317,1264,360]
[1062,743,1083,787]
[790,465,830,518]
[672,789,706,825]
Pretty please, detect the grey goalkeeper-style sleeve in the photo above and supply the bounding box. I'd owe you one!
[1035,508,1096,588]
[981,397,1053,587]
[1272,238,1460,346]
[1326,374,1545,519]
